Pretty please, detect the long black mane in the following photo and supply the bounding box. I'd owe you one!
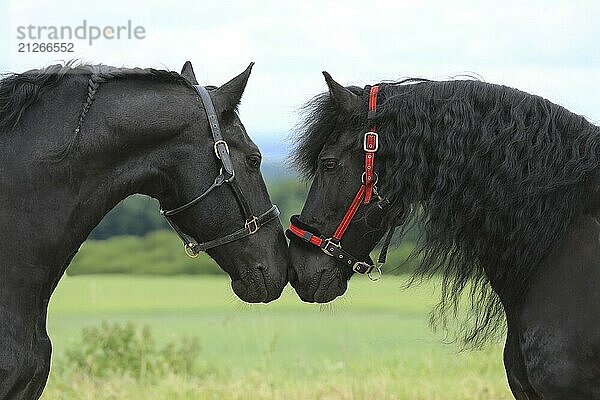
[293,78,600,346]
[0,62,192,158]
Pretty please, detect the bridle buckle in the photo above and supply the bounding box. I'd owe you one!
[245,216,260,235]
[363,132,379,152]
[352,261,372,274]
[214,140,230,159]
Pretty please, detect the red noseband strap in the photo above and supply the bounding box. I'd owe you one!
[287,85,383,277]
[288,223,323,247]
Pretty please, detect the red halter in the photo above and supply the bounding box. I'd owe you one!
[288,85,390,280]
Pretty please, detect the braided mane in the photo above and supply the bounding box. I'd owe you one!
[0,62,192,159]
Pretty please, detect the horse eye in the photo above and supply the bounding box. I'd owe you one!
[247,154,261,169]
[322,159,338,170]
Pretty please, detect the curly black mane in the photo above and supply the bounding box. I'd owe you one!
[293,78,600,346]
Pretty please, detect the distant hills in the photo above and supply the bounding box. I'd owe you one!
[253,133,298,182]
[252,133,289,160]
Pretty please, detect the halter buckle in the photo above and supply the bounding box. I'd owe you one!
[363,132,379,152]
[352,261,372,274]
[214,140,230,159]
[321,238,340,256]
[245,216,260,235]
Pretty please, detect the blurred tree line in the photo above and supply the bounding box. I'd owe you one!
[89,177,309,239]
[90,195,167,239]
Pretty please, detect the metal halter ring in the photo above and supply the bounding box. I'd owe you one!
[184,243,199,258]
[219,167,235,183]
[214,140,230,159]
[368,264,383,281]
[361,171,379,186]
[245,216,260,234]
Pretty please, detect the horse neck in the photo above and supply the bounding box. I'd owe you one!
[0,79,182,283]
[0,137,151,279]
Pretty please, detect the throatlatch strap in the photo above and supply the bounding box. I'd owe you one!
[377,226,395,265]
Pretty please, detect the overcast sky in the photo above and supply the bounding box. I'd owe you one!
[2,0,599,150]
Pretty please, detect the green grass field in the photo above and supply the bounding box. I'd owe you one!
[42,275,512,399]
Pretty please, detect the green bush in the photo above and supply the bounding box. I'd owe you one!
[65,321,200,379]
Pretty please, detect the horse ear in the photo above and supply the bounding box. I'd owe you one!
[213,62,254,113]
[181,61,199,85]
[322,71,360,112]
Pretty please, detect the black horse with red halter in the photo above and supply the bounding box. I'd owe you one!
[287,85,394,280]
[160,84,280,258]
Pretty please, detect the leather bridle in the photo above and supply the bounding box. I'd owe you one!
[287,85,395,281]
[160,85,280,258]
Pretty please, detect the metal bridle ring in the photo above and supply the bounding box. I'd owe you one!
[184,244,199,258]
[368,264,382,281]
[361,171,379,186]
[219,167,235,183]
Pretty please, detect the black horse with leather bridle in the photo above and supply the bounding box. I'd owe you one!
[288,72,600,399]
[0,61,288,399]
